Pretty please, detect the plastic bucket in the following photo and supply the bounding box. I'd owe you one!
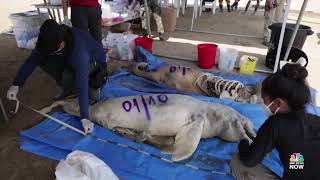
[197,43,218,69]
[218,48,238,71]
[265,46,308,70]
[135,36,153,53]
[268,23,313,53]
[9,10,49,49]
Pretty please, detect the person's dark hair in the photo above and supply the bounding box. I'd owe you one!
[262,63,310,111]
[36,19,71,54]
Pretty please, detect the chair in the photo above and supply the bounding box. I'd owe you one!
[200,0,217,16]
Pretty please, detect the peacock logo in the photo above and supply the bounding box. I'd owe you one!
[289,153,304,170]
[289,153,304,163]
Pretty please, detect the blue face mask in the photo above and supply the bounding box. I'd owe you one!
[262,101,280,117]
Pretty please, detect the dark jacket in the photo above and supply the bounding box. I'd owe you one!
[13,27,106,119]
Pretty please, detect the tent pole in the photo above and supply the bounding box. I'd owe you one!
[144,0,152,36]
[283,0,309,62]
[191,0,198,31]
[273,0,292,73]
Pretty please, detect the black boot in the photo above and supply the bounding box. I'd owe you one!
[227,5,231,12]
[219,5,223,12]
[159,32,169,41]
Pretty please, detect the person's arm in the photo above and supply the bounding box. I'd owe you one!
[238,117,279,167]
[74,54,90,119]
[94,38,107,63]
[13,49,45,87]
[62,0,69,17]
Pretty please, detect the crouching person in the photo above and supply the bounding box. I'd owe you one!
[6,19,108,134]
[230,63,320,179]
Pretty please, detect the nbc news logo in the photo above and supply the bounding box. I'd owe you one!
[289,153,304,170]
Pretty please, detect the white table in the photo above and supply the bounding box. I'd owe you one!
[102,14,141,27]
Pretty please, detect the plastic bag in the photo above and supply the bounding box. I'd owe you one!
[55,150,119,180]
[102,32,138,60]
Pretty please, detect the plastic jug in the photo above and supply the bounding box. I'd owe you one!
[218,47,238,71]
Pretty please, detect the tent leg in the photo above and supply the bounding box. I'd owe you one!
[191,0,198,31]
[283,0,309,61]
[144,0,152,37]
[273,0,292,73]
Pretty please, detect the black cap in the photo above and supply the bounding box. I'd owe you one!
[36,19,65,53]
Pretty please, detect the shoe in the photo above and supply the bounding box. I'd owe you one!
[227,5,231,12]
[262,40,270,46]
[219,5,223,12]
[159,32,169,41]
[53,90,75,101]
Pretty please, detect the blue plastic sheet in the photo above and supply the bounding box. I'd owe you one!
[20,47,320,179]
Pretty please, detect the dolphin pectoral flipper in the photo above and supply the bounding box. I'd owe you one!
[172,114,205,162]
[146,135,175,154]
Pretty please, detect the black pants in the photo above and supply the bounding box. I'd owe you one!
[39,55,107,93]
[71,5,102,41]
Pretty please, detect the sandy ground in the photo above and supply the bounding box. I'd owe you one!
[0,1,319,179]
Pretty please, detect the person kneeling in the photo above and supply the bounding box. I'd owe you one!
[7,19,108,134]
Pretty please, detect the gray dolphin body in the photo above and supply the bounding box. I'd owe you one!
[41,94,256,161]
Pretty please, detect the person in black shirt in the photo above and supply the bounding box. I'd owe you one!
[230,63,320,180]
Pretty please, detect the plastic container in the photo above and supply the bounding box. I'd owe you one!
[218,47,238,71]
[9,11,49,49]
[268,23,313,53]
[161,7,177,32]
[239,55,259,75]
[197,43,218,69]
[265,46,308,70]
[135,36,153,53]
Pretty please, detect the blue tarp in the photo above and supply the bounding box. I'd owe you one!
[20,47,320,179]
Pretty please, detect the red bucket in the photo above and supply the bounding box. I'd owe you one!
[135,36,153,53]
[197,43,218,69]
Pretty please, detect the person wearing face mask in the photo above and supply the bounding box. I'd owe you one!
[6,19,108,134]
[230,63,320,180]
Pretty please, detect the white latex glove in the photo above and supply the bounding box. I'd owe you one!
[81,119,94,134]
[62,16,72,27]
[7,85,19,101]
